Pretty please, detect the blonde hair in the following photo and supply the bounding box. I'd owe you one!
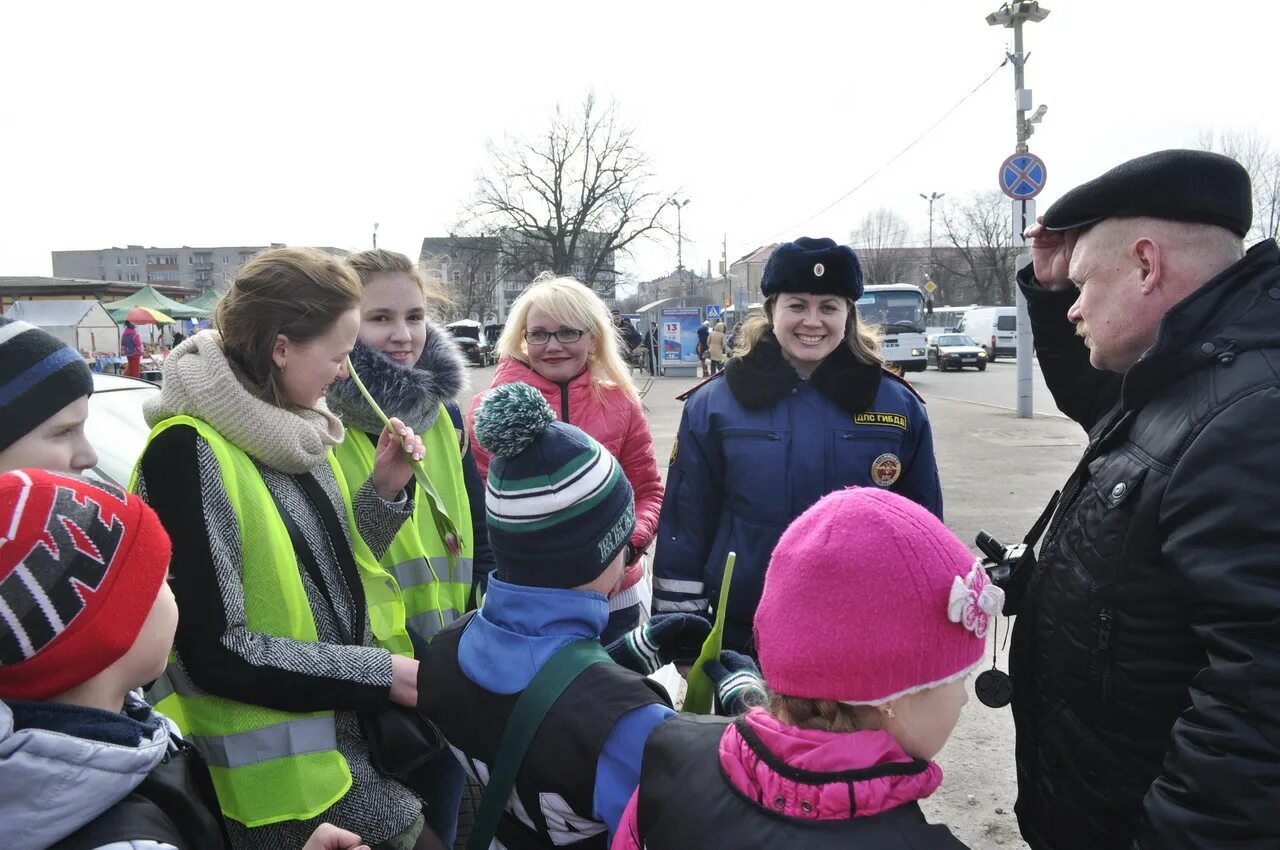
[731,295,883,366]
[714,322,726,332]
[345,249,451,315]
[216,247,362,407]
[497,275,639,402]
[769,692,864,733]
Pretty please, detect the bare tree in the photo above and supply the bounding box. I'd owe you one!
[1197,128,1280,243]
[938,192,1019,305]
[849,208,913,287]
[462,93,669,290]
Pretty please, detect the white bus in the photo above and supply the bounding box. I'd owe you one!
[925,304,977,336]
[857,284,928,372]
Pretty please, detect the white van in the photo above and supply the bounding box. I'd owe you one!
[956,306,1017,360]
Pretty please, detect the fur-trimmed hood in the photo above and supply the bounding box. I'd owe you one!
[327,320,467,434]
[723,331,885,415]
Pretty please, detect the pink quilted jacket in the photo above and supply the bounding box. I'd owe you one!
[612,708,945,849]
[467,357,664,594]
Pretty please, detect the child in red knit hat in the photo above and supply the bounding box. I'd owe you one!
[614,487,1000,849]
[0,469,372,850]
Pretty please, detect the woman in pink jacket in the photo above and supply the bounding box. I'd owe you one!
[467,275,663,643]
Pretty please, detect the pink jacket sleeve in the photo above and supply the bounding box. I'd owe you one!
[466,391,493,482]
[619,397,664,548]
[610,789,643,850]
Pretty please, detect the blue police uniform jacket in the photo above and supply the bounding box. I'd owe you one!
[652,333,942,651]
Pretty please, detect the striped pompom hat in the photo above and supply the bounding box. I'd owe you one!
[0,318,94,452]
[474,382,635,589]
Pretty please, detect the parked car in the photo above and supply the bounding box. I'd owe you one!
[86,372,160,487]
[446,320,495,366]
[927,334,988,372]
[955,306,1016,360]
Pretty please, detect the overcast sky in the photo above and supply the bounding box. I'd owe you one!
[3,0,1278,287]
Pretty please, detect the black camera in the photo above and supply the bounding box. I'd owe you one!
[975,531,1030,588]
[974,490,1060,617]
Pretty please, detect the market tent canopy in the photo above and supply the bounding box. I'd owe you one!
[107,284,209,319]
[5,299,118,354]
[182,288,222,314]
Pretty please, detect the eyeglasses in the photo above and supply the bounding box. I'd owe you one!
[523,328,585,345]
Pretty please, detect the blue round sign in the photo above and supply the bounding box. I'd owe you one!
[999,153,1047,199]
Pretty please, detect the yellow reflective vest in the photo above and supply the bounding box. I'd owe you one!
[331,403,474,644]
[135,414,410,827]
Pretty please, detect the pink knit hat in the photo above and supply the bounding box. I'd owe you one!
[754,487,1000,705]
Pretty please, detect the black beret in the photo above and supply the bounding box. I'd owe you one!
[760,237,864,300]
[1043,149,1252,237]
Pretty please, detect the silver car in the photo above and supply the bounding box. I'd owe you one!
[87,372,160,486]
[927,334,989,372]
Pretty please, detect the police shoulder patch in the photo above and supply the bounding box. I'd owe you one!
[854,411,908,430]
[669,436,679,465]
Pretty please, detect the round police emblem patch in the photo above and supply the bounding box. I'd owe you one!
[871,453,902,487]
[813,262,825,277]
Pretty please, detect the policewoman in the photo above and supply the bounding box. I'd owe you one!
[651,237,942,654]
[134,248,438,850]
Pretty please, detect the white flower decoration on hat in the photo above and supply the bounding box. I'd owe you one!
[948,560,1004,640]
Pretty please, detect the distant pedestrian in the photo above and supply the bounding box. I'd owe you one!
[653,237,941,654]
[121,320,142,378]
[706,321,726,375]
[696,320,710,377]
[616,488,979,849]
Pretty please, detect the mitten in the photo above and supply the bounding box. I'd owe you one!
[606,613,712,675]
[704,650,767,715]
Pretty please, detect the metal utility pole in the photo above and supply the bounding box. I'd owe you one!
[373,222,379,250]
[987,1,1049,419]
[919,192,944,301]
[669,197,691,300]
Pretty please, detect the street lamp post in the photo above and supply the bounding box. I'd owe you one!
[669,197,691,300]
[373,222,379,250]
[919,192,944,302]
[987,0,1049,419]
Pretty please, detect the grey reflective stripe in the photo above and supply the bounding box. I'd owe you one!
[407,607,465,640]
[654,578,705,595]
[653,598,709,613]
[146,662,203,705]
[392,556,474,590]
[188,715,338,769]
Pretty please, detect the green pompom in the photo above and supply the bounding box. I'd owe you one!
[474,383,556,458]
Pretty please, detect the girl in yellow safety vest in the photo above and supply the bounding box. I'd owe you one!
[135,248,440,849]
[326,248,496,847]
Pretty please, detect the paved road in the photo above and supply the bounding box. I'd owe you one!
[461,357,1089,848]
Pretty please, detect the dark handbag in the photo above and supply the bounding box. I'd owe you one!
[269,472,446,781]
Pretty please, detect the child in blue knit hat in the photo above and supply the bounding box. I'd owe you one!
[417,383,755,849]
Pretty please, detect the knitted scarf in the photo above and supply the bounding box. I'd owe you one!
[143,330,346,474]
[325,320,467,435]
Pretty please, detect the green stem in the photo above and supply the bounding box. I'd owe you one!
[683,551,736,715]
[345,357,461,564]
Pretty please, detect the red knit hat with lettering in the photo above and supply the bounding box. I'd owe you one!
[755,487,1001,705]
[0,469,172,700]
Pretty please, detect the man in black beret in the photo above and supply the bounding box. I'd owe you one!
[1004,149,1280,849]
